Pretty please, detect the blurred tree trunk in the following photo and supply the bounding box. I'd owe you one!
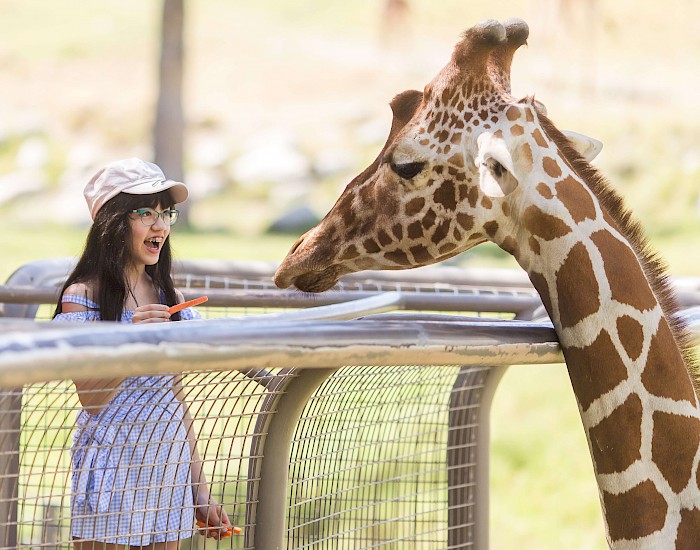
[154,0,189,226]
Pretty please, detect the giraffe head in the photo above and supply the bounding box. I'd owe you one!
[274,18,601,292]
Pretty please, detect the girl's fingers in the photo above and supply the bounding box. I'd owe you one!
[131,305,172,324]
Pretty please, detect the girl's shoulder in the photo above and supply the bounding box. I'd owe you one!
[60,282,99,312]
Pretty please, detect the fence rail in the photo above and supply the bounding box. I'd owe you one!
[0,258,699,549]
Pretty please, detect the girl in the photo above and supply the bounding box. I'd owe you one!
[53,158,231,549]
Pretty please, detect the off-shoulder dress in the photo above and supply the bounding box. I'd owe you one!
[54,293,202,545]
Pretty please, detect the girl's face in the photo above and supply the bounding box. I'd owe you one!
[127,202,172,267]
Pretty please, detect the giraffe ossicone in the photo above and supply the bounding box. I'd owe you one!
[274,18,700,548]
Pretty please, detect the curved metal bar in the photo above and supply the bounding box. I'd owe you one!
[0,317,563,387]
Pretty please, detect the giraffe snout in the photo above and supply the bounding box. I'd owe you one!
[273,236,306,289]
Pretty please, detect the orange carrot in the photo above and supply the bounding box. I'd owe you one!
[196,520,235,538]
[169,296,208,315]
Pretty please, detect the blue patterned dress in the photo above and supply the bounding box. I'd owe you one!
[54,293,202,545]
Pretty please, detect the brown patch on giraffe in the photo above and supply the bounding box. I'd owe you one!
[457,184,468,201]
[677,508,700,549]
[410,245,434,263]
[524,108,535,122]
[340,245,360,261]
[431,219,451,245]
[466,186,479,208]
[456,213,474,231]
[405,197,425,217]
[378,230,392,247]
[528,236,541,255]
[603,480,667,542]
[590,230,658,312]
[338,193,357,227]
[434,180,458,211]
[385,249,411,266]
[602,208,618,230]
[407,221,423,240]
[652,411,700,494]
[439,242,457,255]
[642,320,697,404]
[555,176,597,224]
[542,156,563,179]
[483,221,499,238]
[452,227,462,241]
[422,209,437,229]
[564,330,629,411]
[556,242,600,329]
[500,236,519,256]
[502,202,510,217]
[616,315,644,361]
[588,392,642,474]
[481,196,492,209]
[363,238,381,254]
[522,205,572,241]
[448,153,464,167]
[391,223,403,241]
[510,124,525,137]
[529,271,553,317]
[519,142,533,172]
[505,105,521,121]
[359,182,373,205]
[536,183,553,199]
[382,193,400,219]
[532,128,548,148]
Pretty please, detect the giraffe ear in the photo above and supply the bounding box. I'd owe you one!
[562,130,603,161]
[476,132,519,198]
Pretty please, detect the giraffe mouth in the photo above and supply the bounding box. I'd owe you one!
[275,263,349,293]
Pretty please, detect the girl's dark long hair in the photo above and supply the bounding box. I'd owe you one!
[53,190,182,321]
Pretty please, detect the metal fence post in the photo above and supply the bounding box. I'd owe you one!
[0,389,21,549]
[447,365,508,549]
[247,368,338,550]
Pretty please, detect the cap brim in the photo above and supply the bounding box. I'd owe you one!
[124,178,189,204]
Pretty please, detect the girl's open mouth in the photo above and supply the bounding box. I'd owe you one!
[145,237,162,252]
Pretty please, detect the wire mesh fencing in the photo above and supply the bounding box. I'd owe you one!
[1,259,698,549]
[7,369,287,549]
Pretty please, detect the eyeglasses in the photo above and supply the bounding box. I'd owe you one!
[129,208,179,226]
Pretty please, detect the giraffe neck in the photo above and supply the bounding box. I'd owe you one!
[507,183,700,546]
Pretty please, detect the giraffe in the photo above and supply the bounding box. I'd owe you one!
[274,18,700,548]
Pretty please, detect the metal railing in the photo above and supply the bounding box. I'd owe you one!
[0,258,698,549]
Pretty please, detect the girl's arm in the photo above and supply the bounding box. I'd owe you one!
[173,374,231,539]
[60,284,126,411]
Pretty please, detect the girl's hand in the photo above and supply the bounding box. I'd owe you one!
[131,304,172,324]
[195,491,232,539]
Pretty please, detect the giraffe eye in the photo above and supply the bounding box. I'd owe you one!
[390,161,425,180]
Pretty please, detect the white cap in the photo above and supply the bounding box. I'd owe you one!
[83,157,188,220]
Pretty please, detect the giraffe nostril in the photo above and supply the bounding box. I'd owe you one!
[289,236,305,255]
